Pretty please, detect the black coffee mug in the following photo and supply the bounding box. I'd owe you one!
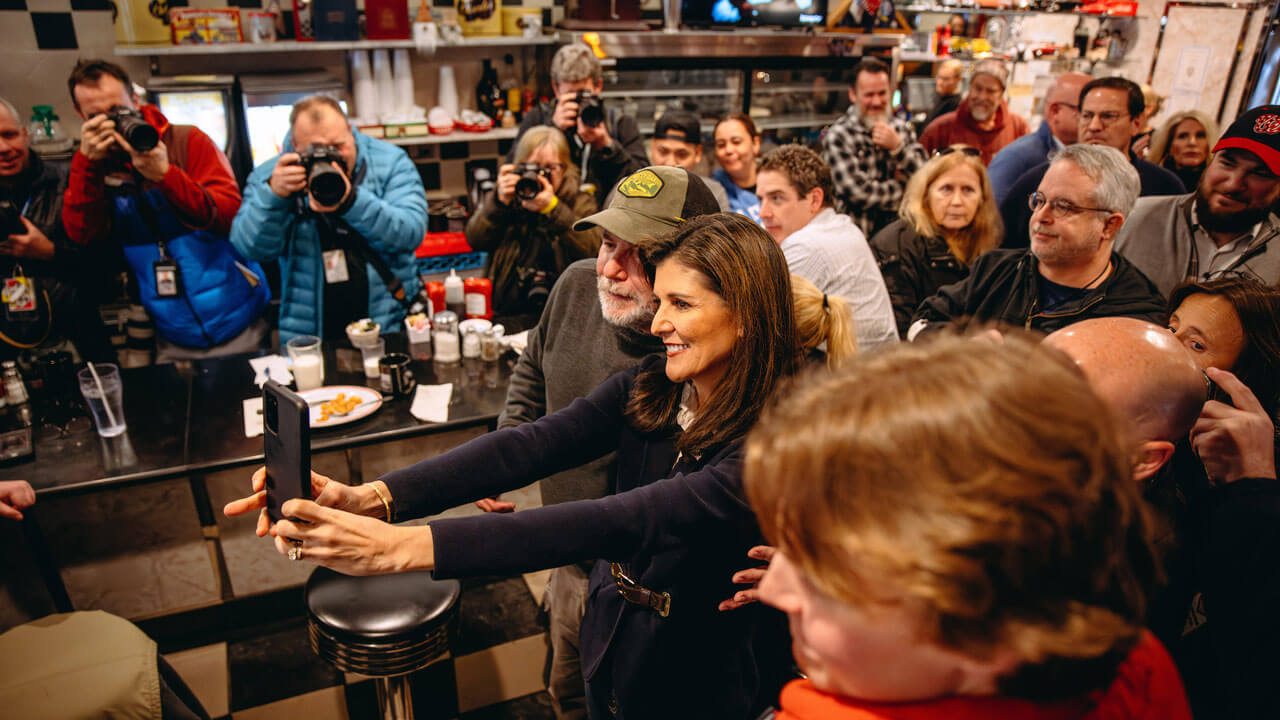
[379,353,416,397]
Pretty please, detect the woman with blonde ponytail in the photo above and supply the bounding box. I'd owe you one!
[792,274,856,369]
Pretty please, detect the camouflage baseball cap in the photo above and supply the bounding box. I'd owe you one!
[573,166,720,243]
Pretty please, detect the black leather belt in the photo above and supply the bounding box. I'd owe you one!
[611,562,671,618]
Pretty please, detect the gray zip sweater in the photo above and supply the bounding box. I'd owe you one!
[499,258,663,508]
[1113,193,1280,297]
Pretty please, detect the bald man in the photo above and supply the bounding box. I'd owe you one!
[1045,317,1205,481]
[987,71,1092,204]
[1045,316,1280,720]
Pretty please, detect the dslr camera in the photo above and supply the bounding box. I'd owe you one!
[106,108,159,153]
[513,163,551,203]
[0,199,24,237]
[297,144,349,208]
[574,91,605,128]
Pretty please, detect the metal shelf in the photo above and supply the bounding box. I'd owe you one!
[637,113,841,135]
[115,35,558,56]
[601,86,738,99]
[379,126,519,146]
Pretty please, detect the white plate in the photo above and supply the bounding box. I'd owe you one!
[296,385,383,428]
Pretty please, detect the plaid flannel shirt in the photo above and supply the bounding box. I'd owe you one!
[822,106,928,236]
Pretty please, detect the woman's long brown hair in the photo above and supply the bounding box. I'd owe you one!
[627,213,800,458]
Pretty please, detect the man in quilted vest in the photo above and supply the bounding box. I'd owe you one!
[63,59,269,362]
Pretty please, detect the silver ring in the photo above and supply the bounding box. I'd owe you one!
[287,544,302,561]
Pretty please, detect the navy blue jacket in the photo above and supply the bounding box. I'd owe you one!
[998,154,1185,249]
[988,121,1058,206]
[379,355,780,719]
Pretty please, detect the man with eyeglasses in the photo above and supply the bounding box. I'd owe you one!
[908,144,1165,339]
[919,59,1028,166]
[998,77,1185,250]
[1113,104,1280,297]
[987,71,1091,204]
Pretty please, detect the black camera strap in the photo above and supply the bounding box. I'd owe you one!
[317,213,429,315]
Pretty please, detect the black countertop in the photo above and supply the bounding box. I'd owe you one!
[9,338,514,498]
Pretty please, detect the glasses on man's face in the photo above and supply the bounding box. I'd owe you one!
[933,146,982,159]
[1079,110,1128,126]
[1054,102,1079,113]
[1027,191,1113,219]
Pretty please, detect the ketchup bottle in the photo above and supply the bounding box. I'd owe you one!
[463,277,493,319]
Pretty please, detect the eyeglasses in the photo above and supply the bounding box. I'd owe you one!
[1027,192,1113,219]
[933,146,982,158]
[541,162,567,174]
[1053,102,1079,112]
[1079,110,1129,126]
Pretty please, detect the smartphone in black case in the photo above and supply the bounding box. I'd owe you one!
[263,380,311,522]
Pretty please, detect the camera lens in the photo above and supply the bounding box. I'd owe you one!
[308,163,347,206]
[515,177,540,202]
[579,103,605,128]
[113,111,159,152]
[264,394,279,434]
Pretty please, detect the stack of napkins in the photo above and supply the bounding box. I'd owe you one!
[249,355,293,387]
[411,383,451,423]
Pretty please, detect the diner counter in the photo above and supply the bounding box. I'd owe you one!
[7,338,514,498]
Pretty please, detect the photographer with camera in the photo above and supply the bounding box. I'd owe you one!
[232,96,427,346]
[468,126,600,316]
[510,43,647,206]
[63,60,270,362]
[0,97,114,363]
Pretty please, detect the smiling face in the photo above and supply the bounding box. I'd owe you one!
[851,71,891,122]
[1168,293,1246,372]
[757,169,822,244]
[595,230,654,330]
[927,164,982,233]
[651,259,739,401]
[0,103,29,181]
[1196,148,1280,231]
[966,74,1003,124]
[758,550,1004,702]
[714,120,760,182]
[1029,161,1115,271]
[1170,118,1209,169]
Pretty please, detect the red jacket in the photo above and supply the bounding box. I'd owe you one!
[63,104,241,245]
[919,98,1029,166]
[774,631,1191,720]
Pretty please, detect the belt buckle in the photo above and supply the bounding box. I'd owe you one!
[652,590,671,618]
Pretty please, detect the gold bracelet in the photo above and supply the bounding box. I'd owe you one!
[369,482,393,522]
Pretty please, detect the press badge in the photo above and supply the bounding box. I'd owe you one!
[2,276,36,317]
[153,259,182,298]
[323,249,350,284]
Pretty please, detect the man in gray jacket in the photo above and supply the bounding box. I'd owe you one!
[476,166,719,719]
[1114,104,1280,296]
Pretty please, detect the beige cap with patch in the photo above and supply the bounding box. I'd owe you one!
[573,166,721,243]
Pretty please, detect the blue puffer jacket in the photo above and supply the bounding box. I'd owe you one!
[112,188,270,348]
[231,132,427,345]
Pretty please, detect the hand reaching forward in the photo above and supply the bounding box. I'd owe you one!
[718,545,776,612]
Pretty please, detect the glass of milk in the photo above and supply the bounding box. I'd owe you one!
[360,337,386,379]
[286,335,325,391]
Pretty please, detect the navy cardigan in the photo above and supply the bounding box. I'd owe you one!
[379,354,781,719]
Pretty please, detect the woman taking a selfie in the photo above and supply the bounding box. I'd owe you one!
[466,125,600,315]
[226,213,800,720]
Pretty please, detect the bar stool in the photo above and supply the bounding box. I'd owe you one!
[304,567,461,720]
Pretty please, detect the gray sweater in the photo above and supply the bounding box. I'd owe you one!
[499,258,663,508]
[1113,192,1280,297]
